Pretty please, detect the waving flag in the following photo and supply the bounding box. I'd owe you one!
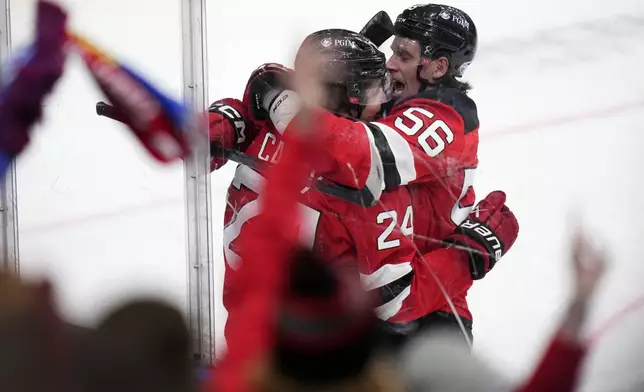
[0,0,67,177]
[68,32,193,163]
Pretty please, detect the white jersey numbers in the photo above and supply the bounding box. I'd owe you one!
[376,205,413,250]
[393,107,454,157]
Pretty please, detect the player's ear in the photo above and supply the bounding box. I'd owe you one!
[419,56,449,82]
[433,56,450,79]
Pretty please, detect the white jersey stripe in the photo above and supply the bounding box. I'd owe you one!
[360,261,413,321]
[370,122,418,185]
[375,285,411,321]
[362,122,386,201]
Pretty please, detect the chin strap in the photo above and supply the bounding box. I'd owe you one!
[332,100,393,120]
[331,100,363,120]
[380,100,395,117]
[416,63,429,92]
[416,52,453,92]
[416,60,441,93]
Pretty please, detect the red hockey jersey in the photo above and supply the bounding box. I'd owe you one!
[210,86,480,331]
[267,87,480,319]
[213,105,418,329]
[267,87,479,206]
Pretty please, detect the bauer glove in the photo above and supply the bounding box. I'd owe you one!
[444,191,519,280]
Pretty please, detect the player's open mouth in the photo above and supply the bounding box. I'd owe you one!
[392,80,405,95]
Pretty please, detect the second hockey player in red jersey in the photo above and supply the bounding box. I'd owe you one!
[210,39,421,339]
[241,5,489,335]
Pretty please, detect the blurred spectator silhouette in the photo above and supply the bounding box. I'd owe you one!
[400,231,606,392]
[0,273,68,392]
[0,271,193,392]
[82,299,193,392]
[248,249,403,392]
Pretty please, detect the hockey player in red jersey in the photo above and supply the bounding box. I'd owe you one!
[384,4,481,253]
[242,5,487,338]
[210,24,518,349]
[209,33,422,342]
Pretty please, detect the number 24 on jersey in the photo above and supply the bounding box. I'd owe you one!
[377,205,413,250]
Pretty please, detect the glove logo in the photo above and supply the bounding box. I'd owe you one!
[461,219,503,261]
[272,93,288,114]
[212,103,247,144]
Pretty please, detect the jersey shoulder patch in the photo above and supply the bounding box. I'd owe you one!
[405,87,479,134]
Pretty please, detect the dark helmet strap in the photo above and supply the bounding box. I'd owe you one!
[416,60,440,93]
[380,99,395,116]
[333,100,394,120]
[331,99,363,120]
[416,64,430,92]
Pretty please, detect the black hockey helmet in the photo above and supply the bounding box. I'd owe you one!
[295,29,392,115]
[394,4,477,78]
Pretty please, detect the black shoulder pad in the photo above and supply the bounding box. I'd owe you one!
[404,87,479,134]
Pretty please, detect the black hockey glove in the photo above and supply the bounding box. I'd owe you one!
[243,63,291,121]
[360,11,394,47]
[444,191,519,280]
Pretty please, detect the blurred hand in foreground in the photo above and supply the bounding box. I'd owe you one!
[571,232,606,302]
